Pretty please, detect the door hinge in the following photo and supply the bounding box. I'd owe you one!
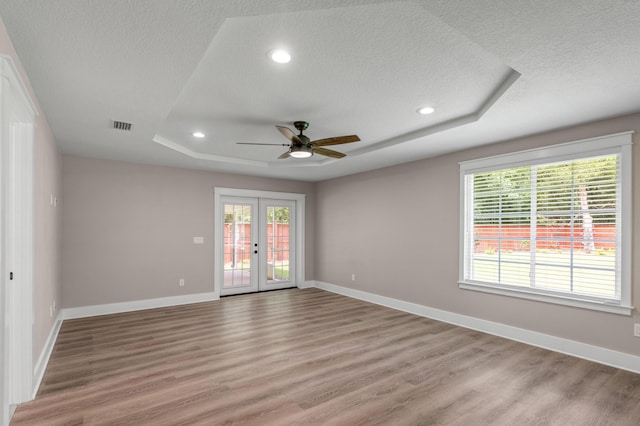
[9,272,13,280]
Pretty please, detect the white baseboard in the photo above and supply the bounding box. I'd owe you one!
[297,281,314,289]
[32,311,63,399]
[312,281,640,375]
[60,292,219,320]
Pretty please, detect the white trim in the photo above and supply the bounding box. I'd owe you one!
[619,143,632,306]
[297,281,314,289]
[0,55,38,117]
[32,313,63,399]
[60,292,219,320]
[458,281,633,315]
[213,188,306,298]
[311,281,640,375]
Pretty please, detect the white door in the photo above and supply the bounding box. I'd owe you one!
[220,197,296,296]
[0,57,36,425]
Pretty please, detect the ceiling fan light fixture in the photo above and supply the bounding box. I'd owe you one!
[269,49,291,64]
[289,144,313,158]
[417,106,435,115]
[240,121,356,160]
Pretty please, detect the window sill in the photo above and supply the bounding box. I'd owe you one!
[458,281,633,316]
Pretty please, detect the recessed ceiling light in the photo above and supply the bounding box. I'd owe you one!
[417,106,435,115]
[269,49,291,64]
[192,131,205,138]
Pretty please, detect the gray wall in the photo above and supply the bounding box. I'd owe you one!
[0,17,63,361]
[315,112,640,356]
[33,108,62,360]
[61,155,316,308]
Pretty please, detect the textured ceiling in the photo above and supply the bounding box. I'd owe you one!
[1,0,639,181]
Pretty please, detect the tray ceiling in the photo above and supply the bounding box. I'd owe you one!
[1,0,639,181]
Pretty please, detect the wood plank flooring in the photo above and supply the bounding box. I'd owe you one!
[12,288,640,425]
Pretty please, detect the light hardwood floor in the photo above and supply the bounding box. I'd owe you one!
[12,288,640,425]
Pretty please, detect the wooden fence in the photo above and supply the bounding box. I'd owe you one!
[473,224,616,252]
[224,223,290,265]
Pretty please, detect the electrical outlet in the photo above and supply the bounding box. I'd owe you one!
[351,274,356,281]
[53,299,56,312]
[179,279,185,287]
[49,305,53,318]
[634,323,640,337]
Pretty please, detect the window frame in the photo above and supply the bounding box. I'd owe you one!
[458,132,633,315]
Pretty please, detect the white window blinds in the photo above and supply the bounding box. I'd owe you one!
[459,132,632,315]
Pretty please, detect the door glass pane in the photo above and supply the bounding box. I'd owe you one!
[224,203,252,288]
[266,206,290,282]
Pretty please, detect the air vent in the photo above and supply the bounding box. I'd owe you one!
[112,120,133,131]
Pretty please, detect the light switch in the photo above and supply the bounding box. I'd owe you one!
[193,236,204,244]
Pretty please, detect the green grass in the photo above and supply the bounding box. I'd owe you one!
[224,263,290,281]
[471,251,617,298]
[274,266,289,280]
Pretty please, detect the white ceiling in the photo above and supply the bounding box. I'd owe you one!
[1,0,639,181]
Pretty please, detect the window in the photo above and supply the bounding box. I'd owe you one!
[459,132,632,315]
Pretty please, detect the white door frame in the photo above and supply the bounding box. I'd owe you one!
[214,188,305,298]
[0,55,36,425]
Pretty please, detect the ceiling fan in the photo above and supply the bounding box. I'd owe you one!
[237,121,360,159]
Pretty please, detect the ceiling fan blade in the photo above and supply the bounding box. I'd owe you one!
[276,125,303,144]
[312,135,360,146]
[278,150,292,159]
[236,142,290,146]
[312,147,346,158]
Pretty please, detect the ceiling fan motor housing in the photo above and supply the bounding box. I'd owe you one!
[293,121,309,133]
[297,134,311,145]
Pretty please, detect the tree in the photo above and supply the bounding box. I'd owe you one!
[267,207,289,223]
[473,155,617,252]
[536,156,616,252]
[473,166,530,225]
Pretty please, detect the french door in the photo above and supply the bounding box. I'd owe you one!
[220,196,297,296]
